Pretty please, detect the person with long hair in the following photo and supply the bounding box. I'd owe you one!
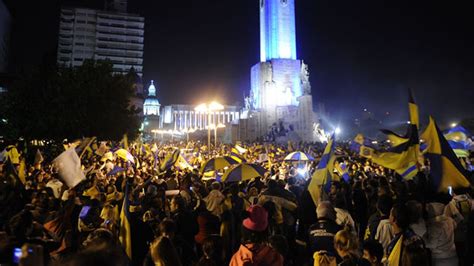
[196,235,224,266]
[334,229,370,265]
[149,236,182,266]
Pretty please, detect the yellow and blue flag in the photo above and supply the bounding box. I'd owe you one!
[230,147,246,163]
[76,137,96,159]
[408,88,419,127]
[421,117,470,192]
[159,149,180,172]
[374,125,419,180]
[387,235,403,266]
[408,89,423,167]
[119,182,132,259]
[349,134,376,153]
[356,126,419,180]
[444,126,470,158]
[380,129,409,147]
[309,134,336,205]
[335,162,350,183]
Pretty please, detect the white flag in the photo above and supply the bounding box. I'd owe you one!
[53,148,85,188]
[34,149,44,165]
[95,141,109,157]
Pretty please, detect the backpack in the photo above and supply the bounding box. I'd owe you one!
[313,251,337,266]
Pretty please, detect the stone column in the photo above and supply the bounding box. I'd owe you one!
[174,111,177,130]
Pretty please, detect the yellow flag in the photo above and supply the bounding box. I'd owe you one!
[18,158,27,185]
[122,134,129,150]
[387,236,403,266]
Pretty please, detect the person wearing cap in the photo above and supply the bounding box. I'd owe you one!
[229,205,283,266]
[307,201,342,260]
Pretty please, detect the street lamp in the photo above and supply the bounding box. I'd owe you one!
[195,101,224,151]
[182,127,196,142]
[209,123,226,147]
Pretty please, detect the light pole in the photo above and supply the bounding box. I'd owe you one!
[195,101,224,152]
[183,127,196,142]
[214,123,226,147]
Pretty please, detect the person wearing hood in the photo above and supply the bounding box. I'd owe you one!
[229,205,283,266]
[204,182,225,218]
[423,202,458,266]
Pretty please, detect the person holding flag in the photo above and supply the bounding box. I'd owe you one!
[308,133,336,206]
[385,204,428,265]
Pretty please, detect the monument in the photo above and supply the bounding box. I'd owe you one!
[244,0,317,142]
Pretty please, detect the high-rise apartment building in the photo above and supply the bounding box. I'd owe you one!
[57,6,144,75]
[0,0,11,73]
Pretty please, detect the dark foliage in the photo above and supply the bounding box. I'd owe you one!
[2,60,140,141]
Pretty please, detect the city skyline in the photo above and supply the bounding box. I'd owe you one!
[3,0,474,126]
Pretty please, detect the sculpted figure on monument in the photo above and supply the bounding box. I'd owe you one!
[301,62,311,95]
[244,96,251,110]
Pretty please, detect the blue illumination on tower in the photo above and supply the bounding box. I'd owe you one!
[260,0,297,62]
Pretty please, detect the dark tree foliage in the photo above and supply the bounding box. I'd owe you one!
[2,60,140,141]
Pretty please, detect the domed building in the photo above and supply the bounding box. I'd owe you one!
[143,80,160,115]
[143,80,161,131]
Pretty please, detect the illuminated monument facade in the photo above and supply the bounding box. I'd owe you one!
[246,0,316,141]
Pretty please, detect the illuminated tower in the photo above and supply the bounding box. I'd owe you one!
[259,0,297,62]
[248,0,315,141]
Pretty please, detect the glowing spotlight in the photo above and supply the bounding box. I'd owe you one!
[451,123,457,128]
[335,127,341,135]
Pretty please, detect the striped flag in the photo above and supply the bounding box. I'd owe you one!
[308,134,336,205]
[119,182,132,259]
[356,125,419,180]
[335,162,350,183]
[421,117,470,192]
[387,235,403,266]
[444,126,470,158]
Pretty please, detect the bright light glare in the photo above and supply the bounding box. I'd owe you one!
[335,127,341,135]
[196,102,224,112]
[451,123,457,128]
[297,168,307,175]
[195,103,207,112]
[209,101,224,111]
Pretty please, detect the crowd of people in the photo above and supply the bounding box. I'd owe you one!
[0,139,473,266]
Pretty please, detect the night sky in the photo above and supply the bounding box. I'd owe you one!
[4,0,474,127]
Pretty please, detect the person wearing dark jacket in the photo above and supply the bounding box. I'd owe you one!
[170,195,198,247]
[364,195,392,241]
[308,201,342,259]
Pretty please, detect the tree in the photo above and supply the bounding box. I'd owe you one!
[2,60,141,141]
